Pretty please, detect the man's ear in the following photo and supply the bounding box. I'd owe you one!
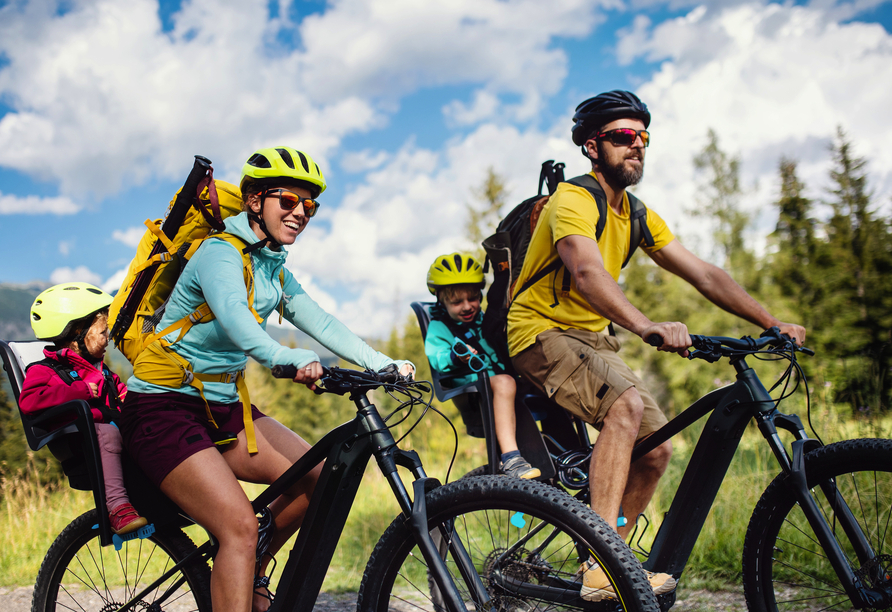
[585,139,599,162]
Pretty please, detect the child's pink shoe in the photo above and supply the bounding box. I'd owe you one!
[110,503,148,535]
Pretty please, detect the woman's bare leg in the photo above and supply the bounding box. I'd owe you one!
[160,448,258,612]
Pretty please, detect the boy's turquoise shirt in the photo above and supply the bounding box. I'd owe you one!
[128,212,408,403]
[424,309,503,387]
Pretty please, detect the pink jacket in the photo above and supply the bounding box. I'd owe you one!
[19,348,127,424]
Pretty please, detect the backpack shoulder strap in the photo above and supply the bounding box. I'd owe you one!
[26,357,78,386]
[623,192,654,268]
[566,174,608,240]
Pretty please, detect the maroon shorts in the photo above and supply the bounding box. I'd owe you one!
[120,391,265,488]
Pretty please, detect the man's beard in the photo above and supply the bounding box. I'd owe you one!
[598,142,644,187]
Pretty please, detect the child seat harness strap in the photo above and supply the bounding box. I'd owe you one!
[132,232,285,454]
[27,356,121,423]
[430,306,507,375]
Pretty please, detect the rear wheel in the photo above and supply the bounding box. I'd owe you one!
[742,438,892,611]
[32,509,213,612]
[358,475,659,611]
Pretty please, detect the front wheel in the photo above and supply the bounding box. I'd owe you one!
[357,475,659,611]
[32,508,213,612]
[742,438,892,611]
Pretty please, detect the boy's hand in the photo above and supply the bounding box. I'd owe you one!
[87,382,99,398]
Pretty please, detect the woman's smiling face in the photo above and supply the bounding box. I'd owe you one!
[249,184,314,246]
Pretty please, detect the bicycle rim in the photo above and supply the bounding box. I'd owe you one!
[359,476,658,612]
[32,509,213,612]
[744,439,892,611]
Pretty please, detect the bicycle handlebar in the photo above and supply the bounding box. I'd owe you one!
[270,363,412,395]
[647,327,814,362]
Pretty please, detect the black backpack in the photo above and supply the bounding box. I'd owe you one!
[480,160,654,369]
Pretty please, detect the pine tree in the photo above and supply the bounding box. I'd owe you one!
[818,128,892,413]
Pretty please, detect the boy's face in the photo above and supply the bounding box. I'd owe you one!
[442,288,481,324]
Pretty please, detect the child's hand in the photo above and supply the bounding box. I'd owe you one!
[87,382,99,398]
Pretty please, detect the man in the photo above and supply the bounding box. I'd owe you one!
[507,90,806,601]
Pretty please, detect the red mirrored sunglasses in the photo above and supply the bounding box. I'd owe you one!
[596,128,650,148]
[265,189,320,218]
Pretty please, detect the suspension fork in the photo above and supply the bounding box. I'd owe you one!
[761,411,886,606]
[370,408,490,611]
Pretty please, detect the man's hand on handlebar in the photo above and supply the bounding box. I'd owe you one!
[291,361,323,390]
[774,322,807,347]
[641,322,691,357]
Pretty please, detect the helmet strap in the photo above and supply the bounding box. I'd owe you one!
[244,190,282,254]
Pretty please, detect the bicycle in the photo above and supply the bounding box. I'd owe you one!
[495,327,892,611]
[29,364,661,612]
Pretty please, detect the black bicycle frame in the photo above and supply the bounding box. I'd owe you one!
[118,388,489,612]
[631,355,882,605]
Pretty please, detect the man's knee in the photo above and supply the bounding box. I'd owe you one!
[602,388,645,432]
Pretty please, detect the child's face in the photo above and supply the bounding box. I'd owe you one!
[81,313,110,360]
[442,288,481,324]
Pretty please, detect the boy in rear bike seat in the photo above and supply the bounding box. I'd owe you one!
[425,253,540,480]
[506,90,807,602]
[119,146,413,612]
[21,282,148,536]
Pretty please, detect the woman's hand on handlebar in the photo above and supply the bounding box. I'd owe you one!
[398,363,415,380]
[641,322,691,357]
[291,361,323,390]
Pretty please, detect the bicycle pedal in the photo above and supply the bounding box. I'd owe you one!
[111,523,156,551]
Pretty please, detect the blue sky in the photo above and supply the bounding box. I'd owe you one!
[1,0,891,338]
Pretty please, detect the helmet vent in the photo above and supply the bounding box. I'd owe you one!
[64,286,79,291]
[87,287,102,294]
[32,313,41,321]
[453,254,463,271]
[440,258,453,271]
[297,151,310,173]
[247,153,272,169]
[276,148,295,169]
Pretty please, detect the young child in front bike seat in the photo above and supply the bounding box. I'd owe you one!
[425,253,540,480]
[20,282,148,536]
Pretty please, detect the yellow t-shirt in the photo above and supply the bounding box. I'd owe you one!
[507,174,675,357]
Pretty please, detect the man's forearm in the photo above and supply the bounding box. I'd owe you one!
[574,265,653,336]
[695,267,779,329]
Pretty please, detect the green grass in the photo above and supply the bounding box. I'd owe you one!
[3,408,890,595]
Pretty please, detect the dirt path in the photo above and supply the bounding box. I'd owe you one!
[1,585,749,611]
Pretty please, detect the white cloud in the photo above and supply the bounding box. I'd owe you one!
[0,191,80,215]
[50,265,103,286]
[102,267,129,295]
[619,3,892,251]
[112,226,147,248]
[58,241,72,256]
[443,90,501,126]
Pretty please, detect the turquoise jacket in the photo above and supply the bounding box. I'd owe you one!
[424,309,504,387]
[128,212,408,403]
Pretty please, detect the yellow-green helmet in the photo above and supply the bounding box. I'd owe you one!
[30,282,113,342]
[240,146,327,198]
[427,253,485,295]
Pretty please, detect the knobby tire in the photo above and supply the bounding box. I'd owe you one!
[32,508,213,612]
[742,438,892,612]
[357,475,659,612]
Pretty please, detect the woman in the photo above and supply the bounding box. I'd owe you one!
[120,146,413,612]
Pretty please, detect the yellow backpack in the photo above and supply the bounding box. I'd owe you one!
[109,157,282,453]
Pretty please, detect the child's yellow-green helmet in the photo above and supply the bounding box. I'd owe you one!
[240,146,327,198]
[30,282,113,341]
[427,253,485,295]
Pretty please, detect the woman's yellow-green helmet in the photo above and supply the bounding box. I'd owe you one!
[240,146,327,198]
[30,282,114,341]
[427,253,485,295]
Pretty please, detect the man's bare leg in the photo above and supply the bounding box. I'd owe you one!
[588,388,644,530]
[617,439,672,540]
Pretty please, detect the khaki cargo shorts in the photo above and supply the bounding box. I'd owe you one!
[512,327,667,439]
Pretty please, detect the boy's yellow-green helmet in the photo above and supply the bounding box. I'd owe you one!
[30,282,113,341]
[240,146,327,198]
[427,253,485,295]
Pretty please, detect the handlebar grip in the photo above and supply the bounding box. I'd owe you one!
[271,364,298,379]
[645,334,663,347]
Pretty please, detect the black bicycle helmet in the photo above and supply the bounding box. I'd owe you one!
[571,90,651,146]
